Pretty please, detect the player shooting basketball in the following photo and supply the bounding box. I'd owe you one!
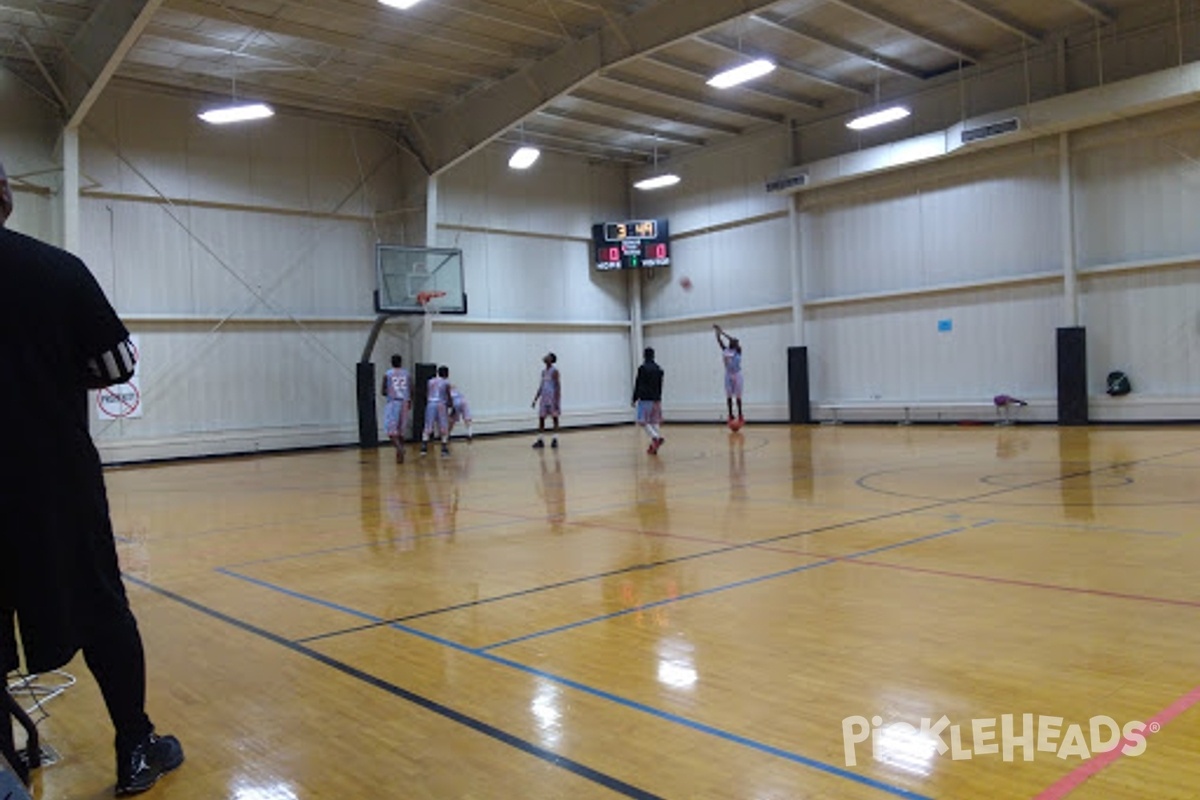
[714,324,744,427]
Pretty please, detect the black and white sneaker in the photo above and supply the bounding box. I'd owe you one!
[115,731,184,796]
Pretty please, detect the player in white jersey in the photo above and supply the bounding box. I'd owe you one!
[421,365,452,457]
[531,352,561,448]
[714,324,744,423]
[447,386,473,441]
[380,354,411,462]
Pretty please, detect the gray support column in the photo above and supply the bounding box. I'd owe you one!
[789,194,806,346]
[420,175,439,363]
[1060,132,1079,327]
[62,127,81,256]
[629,268,644,379]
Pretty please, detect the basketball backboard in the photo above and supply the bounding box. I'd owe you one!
[375,245,467,315]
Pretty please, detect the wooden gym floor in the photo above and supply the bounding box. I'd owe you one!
[11,423,1200,800]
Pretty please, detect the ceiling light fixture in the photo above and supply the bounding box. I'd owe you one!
[508,146,540,170]
[634,174,681,190]
[198,102,274,125]
[707,58,775,89]
[378,0,424,8]
[634,136,680,191]
[846,105,911,131]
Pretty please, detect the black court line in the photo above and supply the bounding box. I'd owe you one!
[122,575,665,800]
[296,444,1200,645]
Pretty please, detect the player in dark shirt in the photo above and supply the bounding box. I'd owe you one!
[632,347,665,454]
[0,160,183,795]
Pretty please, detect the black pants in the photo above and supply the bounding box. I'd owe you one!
[1,552,152,753]
[83,601,153,751]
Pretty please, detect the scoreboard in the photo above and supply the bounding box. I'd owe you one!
[592,218,670,270]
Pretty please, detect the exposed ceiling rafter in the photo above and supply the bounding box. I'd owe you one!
[940,0,1043,45]
[828,0,981,64]
[537,106,708,147]
[747,12,927,81]
[59,0,167,128]
[1059,0,1115,24]
[648,51,823,108]
[406,0,806,174]
[571,88,744,135]
[698,31,869,96]
[598,73,787,123]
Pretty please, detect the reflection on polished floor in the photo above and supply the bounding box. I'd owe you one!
[13,424,1200,800]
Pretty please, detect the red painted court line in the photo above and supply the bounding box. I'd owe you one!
[458,509,1200,611]
[1033,684,1200,799]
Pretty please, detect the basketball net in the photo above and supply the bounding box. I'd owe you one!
[416,289,447,317]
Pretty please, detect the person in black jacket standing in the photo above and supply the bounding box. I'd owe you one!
[0,159,183,795]
[632,347,665,454]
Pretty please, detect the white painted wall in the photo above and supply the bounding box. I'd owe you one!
[637,129,796,421]
[634,95,1200,424]
[804,154,1062,299]
[5,82,422,461]
[807,285,1061,404]
[1082,267,1200,402]
[1072,107,1200,268]
[430,145,631,433]
[647,311,794,422]
[1071,106,1200,417]
[799,143,1067,421]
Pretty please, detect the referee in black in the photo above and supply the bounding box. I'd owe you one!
[632,347,665,454]
[0,159,183,795]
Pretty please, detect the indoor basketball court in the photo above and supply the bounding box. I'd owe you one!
[4,0,1200,798]
[6,423,1198,799]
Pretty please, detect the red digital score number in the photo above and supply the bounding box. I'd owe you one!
[597,246,622,269]
[649,243,667,259]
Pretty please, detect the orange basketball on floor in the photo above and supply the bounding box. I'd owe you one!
[728,418,744,432]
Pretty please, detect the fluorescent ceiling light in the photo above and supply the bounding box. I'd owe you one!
[508,146,540,170]
[847,105,911,131]
[198,103,274,125]
[634,174,681,191]
[707,59,775,89]
[378,0,424,8]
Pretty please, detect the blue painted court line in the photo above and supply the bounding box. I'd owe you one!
[977,517,1179,538]
[209,568,935,800]
[122,576,665,800]
[296,556,675,644]
[215,567,383,625]
[478,522,990,652]
[476,648,936,800]
[292,499,972,644]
